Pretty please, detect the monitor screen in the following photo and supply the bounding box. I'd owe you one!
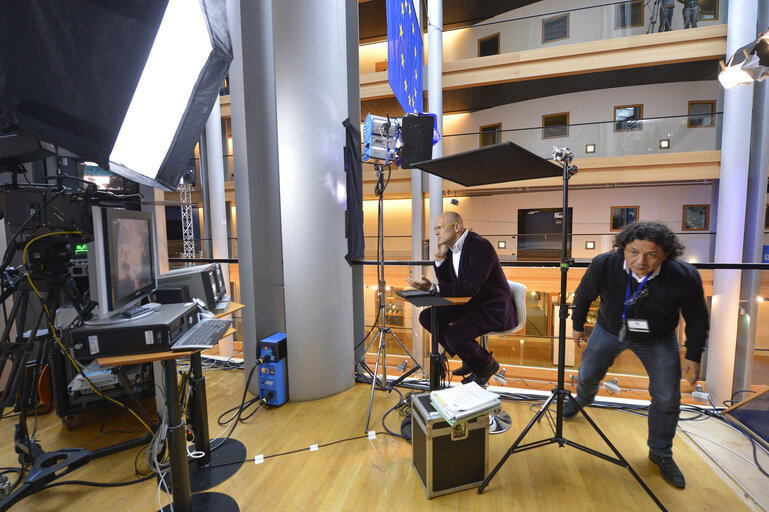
[88,206,157,319]
[111,216,154,304]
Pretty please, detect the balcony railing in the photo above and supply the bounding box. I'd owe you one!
[359,1,724,73]
[358,260,769,390]
[443,113,721,161]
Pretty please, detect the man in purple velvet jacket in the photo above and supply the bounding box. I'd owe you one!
[406,212,515,385]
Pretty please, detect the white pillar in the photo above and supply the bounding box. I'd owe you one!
[410,0,426,363]
[427,0,443,254]
[707,0,758,405]
[228,0,286,394]
[272,0,354,400]
[204,97,233,355]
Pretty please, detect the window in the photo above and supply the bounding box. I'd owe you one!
[542,112,569,139]
[614,105,643,131]
[479,123,501,147]
[688,101,716,128]
[615,0,643,29]
[698,0,719,20]
[610,206,638,231]
[478,33,500,57]
[542,14,569,44]
[682,205,709,231]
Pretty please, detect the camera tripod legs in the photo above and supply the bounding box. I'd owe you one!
[362,326,423,433]
[478,389,667,511]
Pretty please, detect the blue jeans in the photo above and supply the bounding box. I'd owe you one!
[575,323,682,457]
[658,6,674,31]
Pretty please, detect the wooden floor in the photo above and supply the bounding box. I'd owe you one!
[0,369,758,512]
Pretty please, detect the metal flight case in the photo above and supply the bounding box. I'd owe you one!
[411,393,489,498]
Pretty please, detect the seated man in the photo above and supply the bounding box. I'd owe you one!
[406,212,515,386]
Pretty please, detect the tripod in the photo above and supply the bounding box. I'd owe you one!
[360,163,424,432]
[0,238,150,511]
[646,0,663,33]
[477,149,666,511]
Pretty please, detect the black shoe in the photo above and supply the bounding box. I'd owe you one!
[451,363,472,376]
[649,453,686,488]
[563,399,580,418]
[461,357,500,387]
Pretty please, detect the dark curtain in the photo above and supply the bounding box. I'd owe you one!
[343,118,364,262]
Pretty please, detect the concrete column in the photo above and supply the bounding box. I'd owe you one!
[735,2,769,399]
[411,0,425,365]
[707,0,758,405]
[228,0,286,393]
[345,0,365,368]
[427,0,443,255]
[204,97,234,355]
[272,0,354,400]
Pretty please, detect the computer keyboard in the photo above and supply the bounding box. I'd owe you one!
[170,318,232,351]
[121,305,153,318]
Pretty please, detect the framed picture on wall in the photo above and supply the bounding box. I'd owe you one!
[682,204,709,231]
[610,206,638,231]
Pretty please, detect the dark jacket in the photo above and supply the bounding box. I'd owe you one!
[434,230,516,333]
[571,250,709,362]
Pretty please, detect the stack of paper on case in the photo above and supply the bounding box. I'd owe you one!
[429,381,501,425]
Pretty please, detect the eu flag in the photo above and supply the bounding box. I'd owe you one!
[386,0,423,114]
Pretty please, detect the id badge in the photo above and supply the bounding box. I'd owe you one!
[627,319,650,333]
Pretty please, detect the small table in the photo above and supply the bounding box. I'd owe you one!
[98,348,239,511]
[396,291,470,391]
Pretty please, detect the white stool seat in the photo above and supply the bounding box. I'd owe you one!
[481,280,527,435]
[483,280,527,340]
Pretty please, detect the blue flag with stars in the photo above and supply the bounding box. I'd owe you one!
[387,0,423,114]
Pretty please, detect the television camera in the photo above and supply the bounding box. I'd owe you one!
[0,162,150,490]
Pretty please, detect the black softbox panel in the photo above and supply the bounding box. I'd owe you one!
[0,0,232,191]
[343,118,364,262]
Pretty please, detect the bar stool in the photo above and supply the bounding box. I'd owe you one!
[482,280,527,434]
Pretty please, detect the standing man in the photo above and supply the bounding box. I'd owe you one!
[658,0,675,32]
[677,0,700,28]
[406,212,515,386]
[566,222,709,489]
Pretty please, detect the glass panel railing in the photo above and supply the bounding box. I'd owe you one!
[441,1,724,61]
[443,114,721,161]
[359,1,724,73]
[358,261,769,393]
[167,238,238,260]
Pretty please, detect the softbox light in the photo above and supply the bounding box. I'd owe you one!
[0,0,232,192]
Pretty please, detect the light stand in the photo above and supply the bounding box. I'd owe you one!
[646,0,662,33]
[477,148,666,511]
[360,163,425,432]
[0,241,152,511]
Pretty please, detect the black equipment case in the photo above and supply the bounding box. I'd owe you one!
[411,393,489,498]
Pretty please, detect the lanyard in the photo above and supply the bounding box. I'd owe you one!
[622,270,650,323]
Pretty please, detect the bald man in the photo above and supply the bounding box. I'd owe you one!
[407,212,515,385]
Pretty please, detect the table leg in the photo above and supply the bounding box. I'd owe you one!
[162,357,191,511]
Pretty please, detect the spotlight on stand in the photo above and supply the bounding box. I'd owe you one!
[718,29,769,89]
[362,113,436,169]
[363,114,400,165]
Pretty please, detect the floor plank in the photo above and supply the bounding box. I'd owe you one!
[0,369,759,511]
